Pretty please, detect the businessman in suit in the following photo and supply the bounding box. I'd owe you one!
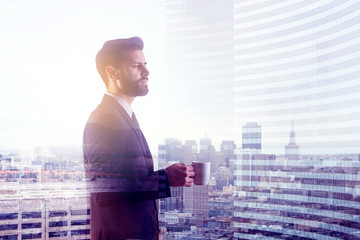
[83,37,195,240]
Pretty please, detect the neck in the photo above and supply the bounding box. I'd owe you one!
[107,89,134,105]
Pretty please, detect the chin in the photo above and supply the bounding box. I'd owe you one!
[140,91,149,96]
[141,87,149,96]
[135,89,149,97]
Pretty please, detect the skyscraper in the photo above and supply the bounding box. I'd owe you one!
[233,0,360,154]
[183,184,209,218]
[158,138,183,164]
[160,0,235,141]
[159,1,360,239]
[199,137,216,173]
[241,122,262,151]
[232,2,360,239]
[220,140,236,168]
[285,121,299,160]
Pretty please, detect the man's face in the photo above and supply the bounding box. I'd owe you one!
[116,50,149,97]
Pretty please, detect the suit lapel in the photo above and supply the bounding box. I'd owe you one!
[130,112,154,172]
[101,95,153,171]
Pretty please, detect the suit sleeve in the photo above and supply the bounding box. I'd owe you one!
[83,113,171,206]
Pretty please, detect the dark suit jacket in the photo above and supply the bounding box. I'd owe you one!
[83,94,171,240]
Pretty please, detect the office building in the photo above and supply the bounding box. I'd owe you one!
[160,0,235,141]
[183,184,209,218]
[220,140,236,168]
[0,183,89,240]
[158,138,183,165]
[241,122,262,151]
[233,1,360,154]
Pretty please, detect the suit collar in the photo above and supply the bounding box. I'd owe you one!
[101,94,139,128]
[104,92,133,118]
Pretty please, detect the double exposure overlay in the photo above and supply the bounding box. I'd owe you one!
[0,1,359,239]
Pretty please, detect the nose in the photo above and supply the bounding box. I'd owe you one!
[142,65,149,77]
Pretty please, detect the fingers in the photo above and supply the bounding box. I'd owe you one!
[184,165,195,187]
[166,163,196,187]
[186,165,195,177]
[184,177,193,187]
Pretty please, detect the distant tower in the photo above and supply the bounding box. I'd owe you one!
[199,137,216,173]
[220,140,236,168]
[199,137,215,162]
[242,122,262,151]
[285,121,299,160]
[158,138,183,165]
[183,140,198,166]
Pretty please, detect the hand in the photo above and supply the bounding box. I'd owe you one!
[165,163,195,187]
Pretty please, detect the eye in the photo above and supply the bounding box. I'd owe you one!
[131,62,147,70]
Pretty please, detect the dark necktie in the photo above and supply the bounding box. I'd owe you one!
[131,112,139,127]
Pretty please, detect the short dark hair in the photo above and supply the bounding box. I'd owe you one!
[95,36,144,85]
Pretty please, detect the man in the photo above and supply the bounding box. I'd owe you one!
[83,37,195,240]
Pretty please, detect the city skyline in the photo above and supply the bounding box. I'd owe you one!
[1,134,359,239]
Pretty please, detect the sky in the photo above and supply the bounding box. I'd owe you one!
[1,1,359,155]
[0,0,167,151]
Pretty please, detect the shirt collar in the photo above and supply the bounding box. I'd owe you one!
[105,92,133,118]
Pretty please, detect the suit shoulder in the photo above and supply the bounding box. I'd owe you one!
[86,100,126,130]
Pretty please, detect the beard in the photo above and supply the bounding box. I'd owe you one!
[118,77,149,97]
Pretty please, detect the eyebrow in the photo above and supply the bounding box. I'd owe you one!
[131,61,147,65]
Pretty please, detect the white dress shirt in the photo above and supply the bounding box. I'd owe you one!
[105,92,133,118]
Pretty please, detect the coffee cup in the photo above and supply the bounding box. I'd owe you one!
[192,161,211,185]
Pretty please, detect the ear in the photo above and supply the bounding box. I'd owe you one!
[105,66,117,82]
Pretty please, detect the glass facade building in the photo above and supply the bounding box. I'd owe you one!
[242,122,262,151]
[159,0,360,239]
[159,0,235,141]
[233,0,360,154]
[233,1,360,239]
